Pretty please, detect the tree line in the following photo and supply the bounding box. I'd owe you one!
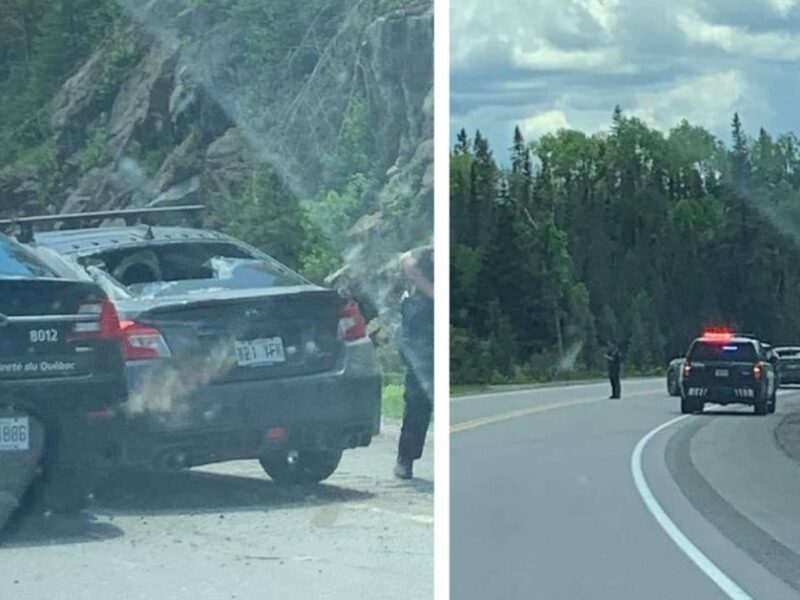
[451,108,800,384]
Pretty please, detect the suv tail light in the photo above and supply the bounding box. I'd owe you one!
[682,361,692,378]
[338,300,367,341]
[120,321,172,360]
[753,363,763,380]
[73,299,122,339]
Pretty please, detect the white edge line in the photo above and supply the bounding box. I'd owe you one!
[631,415,753,600]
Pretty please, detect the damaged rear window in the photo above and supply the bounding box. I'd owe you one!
[81,241,305,297]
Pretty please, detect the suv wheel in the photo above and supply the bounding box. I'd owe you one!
[680,396,696,414]
[260,449,343,485]
[768,388,777,414]
[667,372,678,396]
[754,400,768,416]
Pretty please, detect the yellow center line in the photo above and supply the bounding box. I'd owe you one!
[450,389,659,434]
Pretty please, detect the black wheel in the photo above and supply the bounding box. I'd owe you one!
[260,449,343,485]
[754,400,768,416]
[667,372,678,396]
[27,465,91,514]
[680,396,696,414]
[768,388,777,414]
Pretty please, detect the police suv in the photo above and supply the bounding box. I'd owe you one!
[680,330,778,415]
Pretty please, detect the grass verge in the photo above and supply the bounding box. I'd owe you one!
[382,383,405,418]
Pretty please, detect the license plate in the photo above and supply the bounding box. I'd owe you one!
[715,369,729,377]
[234,337,286,367]
[0,417,29,451]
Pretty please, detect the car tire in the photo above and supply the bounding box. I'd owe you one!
[680,396,695,414]
[27,466,90,515]
[768,388,777,414]
[667,372,678,396]
[260,449,343,485]
[754,400,768,416]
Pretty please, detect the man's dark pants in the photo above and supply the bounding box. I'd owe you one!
[609,370,621,398]
[398,369,432,462]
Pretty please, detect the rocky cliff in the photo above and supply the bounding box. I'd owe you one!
[1,0,432,323]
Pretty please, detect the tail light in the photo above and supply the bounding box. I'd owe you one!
[120,320,172,360]
[338,300,367,341]
[73,299,122,339]
[753,363,762,380]
[683,361,692,378]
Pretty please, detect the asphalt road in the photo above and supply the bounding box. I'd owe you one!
[452,378,800,600]
[0,419,432,600]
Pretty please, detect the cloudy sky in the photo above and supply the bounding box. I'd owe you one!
[451,0,800,153]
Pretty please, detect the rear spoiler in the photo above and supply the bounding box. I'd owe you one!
[0,205,205,243]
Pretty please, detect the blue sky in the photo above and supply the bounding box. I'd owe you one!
[451,0,800,153]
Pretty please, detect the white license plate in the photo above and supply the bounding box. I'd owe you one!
[715,369,729,377]
[0,417,29,451]
[234,337,286,367]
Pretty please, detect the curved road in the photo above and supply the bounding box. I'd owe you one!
[452,378,800,599]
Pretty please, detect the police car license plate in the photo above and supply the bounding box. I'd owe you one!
[234,337,286,367]
[0,417,29,451]
[715,369,729,378]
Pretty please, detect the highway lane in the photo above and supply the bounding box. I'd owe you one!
[451,379,800,599]
[0,418,432,600]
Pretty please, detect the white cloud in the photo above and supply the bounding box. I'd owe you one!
[511,43,623,71]
[631,70,755,132]
[677,9,800,60]
[451,0,625,71]
[766,0,799,16]
[520,110,572,138]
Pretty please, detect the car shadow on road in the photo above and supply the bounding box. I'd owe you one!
[1,511,124,549]
[1,470,375,549]
[670,409,764,417]
[91,468,375,516]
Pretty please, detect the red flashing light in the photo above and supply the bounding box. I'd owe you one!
[753,363,762,380]
[701,327,734,342]
[683,361,692,378]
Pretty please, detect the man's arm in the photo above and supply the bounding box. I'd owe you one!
[400,247,433,298]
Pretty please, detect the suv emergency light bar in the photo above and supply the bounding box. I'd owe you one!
[0,205,205,243]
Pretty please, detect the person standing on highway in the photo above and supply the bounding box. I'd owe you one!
[605,342,622,399]
[394,245,434,480]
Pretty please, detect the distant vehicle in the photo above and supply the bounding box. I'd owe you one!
[666,357,684,396]
[0,233,127,513]
[5,207,382,485]
[680,329,778,416]
[774,346,800,385]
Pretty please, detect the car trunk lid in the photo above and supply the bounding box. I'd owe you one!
[121,287,345,383]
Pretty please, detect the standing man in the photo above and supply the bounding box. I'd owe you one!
[605,342,622,399]
[395,245,434,480]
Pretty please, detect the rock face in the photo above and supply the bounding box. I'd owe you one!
[7,0,432,327]
[39,1,431,226]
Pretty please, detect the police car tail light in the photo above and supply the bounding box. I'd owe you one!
[338,300,367,341]
[683,362,692,378]
[120,321,171,360]
[73,299,122,339]
[753,363,763,380]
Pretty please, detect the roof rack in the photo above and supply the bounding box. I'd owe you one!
[0,205,205,243]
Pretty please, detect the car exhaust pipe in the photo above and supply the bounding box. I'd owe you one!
[155,450,187,471]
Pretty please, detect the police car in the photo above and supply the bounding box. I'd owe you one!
[680,329,778,415]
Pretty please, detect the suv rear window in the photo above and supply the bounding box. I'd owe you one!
[689,340,758,362]
[0,235,58,278]
[777,348,800,358]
